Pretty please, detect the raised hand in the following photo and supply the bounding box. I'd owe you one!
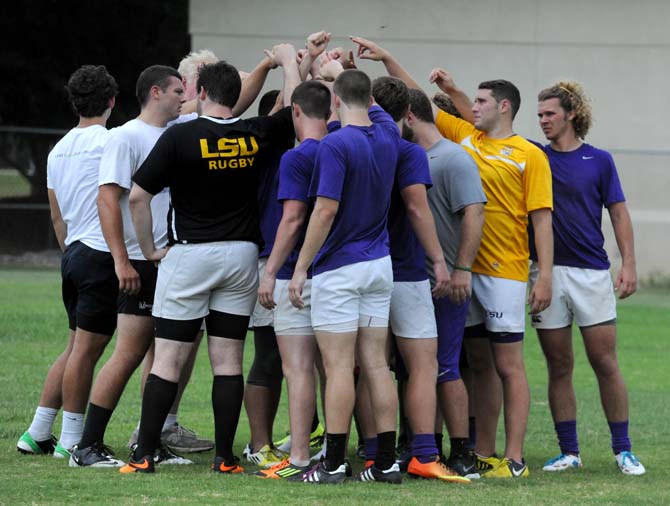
[350,36,389,62]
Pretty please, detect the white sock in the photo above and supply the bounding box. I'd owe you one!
[28,406,58,441]
[162,413,178,431]
[59,411,84,449]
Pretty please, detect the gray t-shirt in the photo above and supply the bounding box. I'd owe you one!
[425,138,486,284]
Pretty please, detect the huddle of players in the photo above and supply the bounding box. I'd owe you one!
[18,29,645,482]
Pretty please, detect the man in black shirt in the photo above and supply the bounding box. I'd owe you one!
[120,44,300,474]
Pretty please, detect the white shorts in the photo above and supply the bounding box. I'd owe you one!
[529,263,616,329]
[250,258,274,327]
[273,278,314,336]
[466,273,527,334]
[153,241,259,320]
[390,280,437,339]
[311,256,393,332]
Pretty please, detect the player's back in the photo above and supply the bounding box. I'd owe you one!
[310,111,399,274]
[47,125,109,251]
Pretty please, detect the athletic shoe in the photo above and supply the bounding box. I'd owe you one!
[161,423,214,453]
[407,457,471,484]
[355,441,366,460]
[212,455,244,474]
[119,454,155,474]
[245,443,285,468]
[475,453,502,476]
[355,462,403,484]
[69,443,124,468]
[446,453,481,480]
[301,461,347,484]
[312,444,326,462]
[154,445,193,465]
[242,443,251,459]
[16,431,56,455]
[53,441,71,459]
[127,428,139,450]
[274,434,292,454]
[395,448,412,473]
[542,453,583,472]
[309,423,325,450]
[615,451,646,475]
[255,459,311,480]
[485,457,529,478]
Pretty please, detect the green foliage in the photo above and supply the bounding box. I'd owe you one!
[0,269,668,505]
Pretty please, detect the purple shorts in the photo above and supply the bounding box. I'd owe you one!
[434,296,469,384]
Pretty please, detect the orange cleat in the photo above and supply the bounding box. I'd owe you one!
[119,455,155,474]
[407,456,471,484]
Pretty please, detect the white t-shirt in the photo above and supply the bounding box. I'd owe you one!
[47,125,110,251]
[98,118,170,260]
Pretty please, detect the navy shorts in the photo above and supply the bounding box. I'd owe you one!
[61,241,118,335]
[434,296,469,384]
[117,260,157,317]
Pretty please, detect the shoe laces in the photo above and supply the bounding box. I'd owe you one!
[620,451,640,466]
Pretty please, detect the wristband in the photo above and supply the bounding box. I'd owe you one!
[453,265,472,272]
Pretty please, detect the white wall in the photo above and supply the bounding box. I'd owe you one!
[190,0,670,279]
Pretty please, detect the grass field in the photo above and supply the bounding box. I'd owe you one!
[0,169,31,199]
[0,268,668,505]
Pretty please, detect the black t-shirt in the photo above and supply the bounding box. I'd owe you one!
[133,107,293,245]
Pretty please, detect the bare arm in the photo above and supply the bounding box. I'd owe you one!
[47,189,66,251]
[288,196,338,308]
[258,200,308,309]
[298,31,331,81]
[231,56,275,117]
[528,208,553,314]
[128,183,167,263]
[265,43,301,107]
[608,201,637,298]
[428,68,475,124]
[400,184,450,297]
[449,203,485,304]
[97,183,141,294]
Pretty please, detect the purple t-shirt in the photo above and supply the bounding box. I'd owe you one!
[529,142,625,269]
[258,133,294,257]
[309,105,399,274]
[388,139,432,281]
[276,138,319,280]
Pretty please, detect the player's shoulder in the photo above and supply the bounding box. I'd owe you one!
[580,143,614,161]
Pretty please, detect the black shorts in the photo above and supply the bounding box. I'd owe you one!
[117,260,157,317]
[61,241,118,335]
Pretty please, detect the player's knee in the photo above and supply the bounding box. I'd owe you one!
[546,353,574,379]
[247,350,282,387]
[588,353,619,378]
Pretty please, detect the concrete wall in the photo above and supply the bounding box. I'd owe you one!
[190,0,670,280]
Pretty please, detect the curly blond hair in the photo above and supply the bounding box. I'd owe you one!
[538,81,592,139]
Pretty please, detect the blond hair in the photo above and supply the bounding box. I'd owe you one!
[538,81,592,139]
[178,49,219,80]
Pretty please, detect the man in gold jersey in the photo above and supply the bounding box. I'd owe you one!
[429,72,554,478]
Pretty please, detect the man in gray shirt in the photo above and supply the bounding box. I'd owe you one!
[403,88,486,478]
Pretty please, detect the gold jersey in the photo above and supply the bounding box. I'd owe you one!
[435,110,553,281]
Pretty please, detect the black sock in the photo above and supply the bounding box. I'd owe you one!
[435,432,444,457]
[212,375,244,461]
[375,431,396,470]
[324,433,347,471]
[311,409,320,433]
[78,403,113,448]
[449,437,470,459]
[136,374,178,458]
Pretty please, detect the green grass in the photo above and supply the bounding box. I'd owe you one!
[0,169,31,198]
[0,268,668,505]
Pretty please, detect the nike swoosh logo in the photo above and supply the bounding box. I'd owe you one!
[133,459,150,470]
[582,156,594,160]
[511,465,526,477]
